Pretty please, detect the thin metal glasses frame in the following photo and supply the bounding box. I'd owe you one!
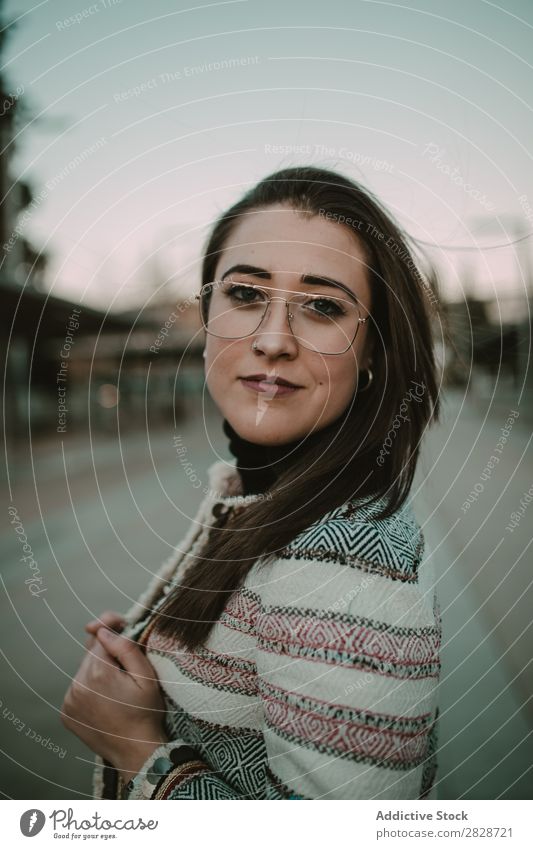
[195,280,369,355]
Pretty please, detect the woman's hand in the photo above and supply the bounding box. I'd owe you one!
[61,626,168,782]
[84,610,126,650]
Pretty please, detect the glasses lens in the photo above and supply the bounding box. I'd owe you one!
[289,293,362,354]
[201,280,267,339]
[200,282,362,354]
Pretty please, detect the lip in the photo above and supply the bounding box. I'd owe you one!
[240,373,302,388]
[239,377,302,397]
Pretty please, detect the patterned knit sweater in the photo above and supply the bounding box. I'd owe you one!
[93,458,441,800]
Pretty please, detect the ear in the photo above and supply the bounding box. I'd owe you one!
[362,335,375,371]
[362,322,376,369]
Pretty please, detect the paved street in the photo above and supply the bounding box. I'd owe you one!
[412,385,532,800]
[1,389,531,799]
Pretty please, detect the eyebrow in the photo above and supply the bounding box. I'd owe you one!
[220,264,359,303]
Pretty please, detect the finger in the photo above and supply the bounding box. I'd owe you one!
[84,632,114,651]
[85,612,126,634]
[85,614,126,649]
[90,638,123,667]
[96,628,155,680]
[77,639,123,682]
[92,637,127,673]
[85,612,126,635]
[84,612,125,652]
[85,633,96,651]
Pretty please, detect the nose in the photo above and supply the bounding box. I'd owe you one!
[252,296,299,358]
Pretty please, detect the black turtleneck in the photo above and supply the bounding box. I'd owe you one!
[222,414,347,496]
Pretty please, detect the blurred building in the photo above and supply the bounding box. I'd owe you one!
[1,276,206,446]
[1,6,205,449]
[442,294,532,419]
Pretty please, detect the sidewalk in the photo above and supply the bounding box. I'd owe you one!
[412,388,532,799]
[1,405,228,799]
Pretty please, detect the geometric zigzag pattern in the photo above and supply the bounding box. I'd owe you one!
[281,511,425,583]
[262,697,430,771]
[157,643,259,698]
[259,678,433,735]
[256,609,441,679]
[164,699,267,800]
[258,679,434,772]
[219,587,262,636]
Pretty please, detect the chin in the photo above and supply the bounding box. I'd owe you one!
[230,416,308,446]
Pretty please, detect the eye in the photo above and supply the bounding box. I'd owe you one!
[304,297,347,319]
[224,283,265,304]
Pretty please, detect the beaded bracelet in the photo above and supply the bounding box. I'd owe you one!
[121,742,199,800]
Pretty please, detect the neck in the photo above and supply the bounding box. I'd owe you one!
[222,416,345,496]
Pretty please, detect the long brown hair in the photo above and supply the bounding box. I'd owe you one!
[154,166,441,649]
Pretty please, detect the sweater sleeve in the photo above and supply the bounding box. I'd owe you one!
[133,753,248,800]
[253,506,442,800]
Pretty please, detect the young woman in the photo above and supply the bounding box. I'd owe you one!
[62,165,442,800]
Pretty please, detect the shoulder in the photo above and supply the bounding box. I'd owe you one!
[277,495,425,585]
[248,494,439,675]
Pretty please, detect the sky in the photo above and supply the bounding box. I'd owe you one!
[2,0,533,311]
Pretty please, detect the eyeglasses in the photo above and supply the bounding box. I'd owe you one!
[195,279,369,355]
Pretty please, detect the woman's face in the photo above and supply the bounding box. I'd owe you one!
[204,203,373,445]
